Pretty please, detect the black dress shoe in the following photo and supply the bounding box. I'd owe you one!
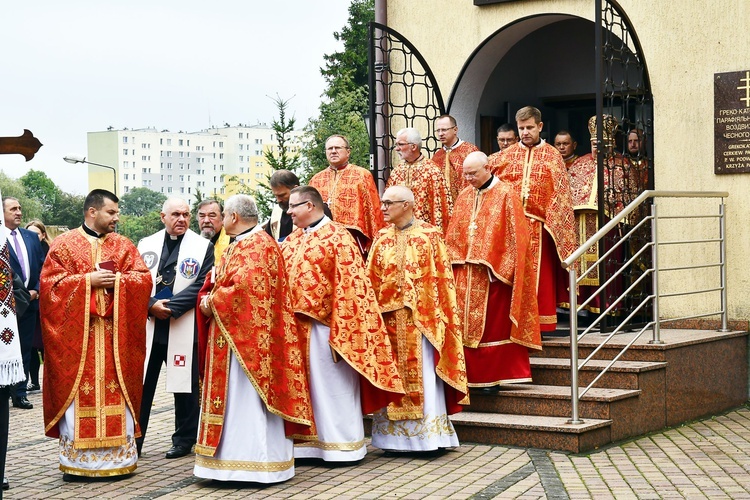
[165,444,192,459]
[2,477,9,490]
[11,396,33,409]
[27,383,41,393]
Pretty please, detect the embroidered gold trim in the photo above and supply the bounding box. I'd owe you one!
[195,454,293,472]
[477,339,513,348]
[294,439,366,451]
[60,463,136,477]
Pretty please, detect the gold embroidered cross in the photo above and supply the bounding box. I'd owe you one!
[80,381,94,396]
[215,336,226,348]
[107,380,119,393]
[212,396,223,409]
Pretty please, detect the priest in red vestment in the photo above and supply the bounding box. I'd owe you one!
[388,127,453,233]
[568,115,630,314]
[432,114,480,206]
[283,186,404,462]
[367,185,467,452]
[445,152,541,388]
[554,130,579,170]
[40,189,152,479]
[194,194,314,483]
[487,123,519,175]
[494,106,578,332]
[308,134,384,256]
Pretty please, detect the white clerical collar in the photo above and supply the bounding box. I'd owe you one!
[304,215,331,233]
[519,138,546,150]
[442,139,463,152]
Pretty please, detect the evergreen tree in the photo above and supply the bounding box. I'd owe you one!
[302,0,374,180]
[252,95,305,220]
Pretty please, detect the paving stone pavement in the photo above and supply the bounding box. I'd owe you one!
[4,370,750,499]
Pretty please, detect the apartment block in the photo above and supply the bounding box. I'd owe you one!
[87,124,306,204]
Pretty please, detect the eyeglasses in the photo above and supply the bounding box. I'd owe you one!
[394,142,413,147]
[435,127,456,134]
[381,200,407,208]
[288,200,310,209]
[498,139,516,144]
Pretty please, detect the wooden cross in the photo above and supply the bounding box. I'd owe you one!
[0,129,43,161]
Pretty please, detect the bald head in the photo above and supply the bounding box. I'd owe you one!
[381,185,414,228]
[462,151,492,188]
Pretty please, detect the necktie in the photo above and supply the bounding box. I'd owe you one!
[10,230,27,282]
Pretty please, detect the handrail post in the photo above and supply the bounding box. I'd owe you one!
[650,202,663,344]
[719,200,730,332]
[568,267,582,424]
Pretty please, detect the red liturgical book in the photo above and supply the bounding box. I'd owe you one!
[96,260,116,272]
[96,260,117,293]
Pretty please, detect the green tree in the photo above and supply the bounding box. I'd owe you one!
[264,95,303,173]
[190,186,208,233]
[118,211,163,245]
[20,169,60,220]
[119,187,167,217]
[302,0,374,179]
[253,95,306,219]
[0,171,43,222]
[302,84,370,181]
[48,191,85,229]
[321,0,373,94]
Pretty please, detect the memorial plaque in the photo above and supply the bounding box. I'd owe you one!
[715,70,750,174]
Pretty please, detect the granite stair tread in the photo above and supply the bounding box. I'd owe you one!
[473,384,640,402]
[530,357,667,372]
[450,411,611,433]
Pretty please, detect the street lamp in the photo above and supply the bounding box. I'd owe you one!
[63,155,118,195]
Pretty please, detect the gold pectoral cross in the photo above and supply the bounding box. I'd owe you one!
[469,189,483,238]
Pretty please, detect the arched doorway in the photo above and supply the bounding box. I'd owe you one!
[448,15,596,155]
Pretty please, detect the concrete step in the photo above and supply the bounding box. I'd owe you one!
[450,412,612,453]
[533,337,666,362]
[466,384,639,419]
[465,383,665,443]
[530,357,667,389]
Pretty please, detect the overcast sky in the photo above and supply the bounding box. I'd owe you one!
[1,0,353,194]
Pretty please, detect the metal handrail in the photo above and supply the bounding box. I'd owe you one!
[565,190,728,424]
[563,190,728,269]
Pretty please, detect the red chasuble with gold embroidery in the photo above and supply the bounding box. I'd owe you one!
[495,141,577,331]
[40,228,152,447]
[367,220,468,418]
[309,164,385,247]
[386,157,453,233]
[432,141,479,206]
[568,152,630,311]
[195,231,314,456]
[282,221,404,413]
[446,180,540,350]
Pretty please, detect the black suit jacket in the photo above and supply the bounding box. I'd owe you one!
[150,236,214,344]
